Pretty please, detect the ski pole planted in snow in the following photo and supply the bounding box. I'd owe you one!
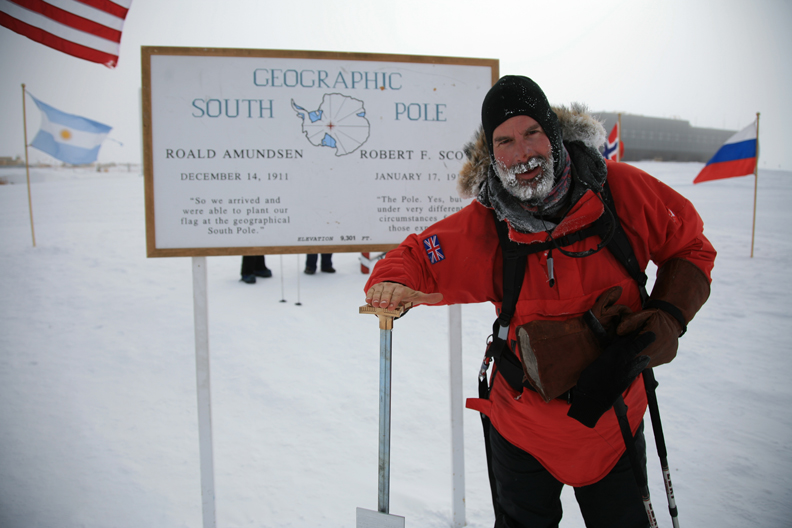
[614,397,659,528]
[586,311,661,528]
[643,368,681,528]
[356,302,412,528]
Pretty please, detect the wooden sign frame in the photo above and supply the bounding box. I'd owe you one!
[142,47,498,257]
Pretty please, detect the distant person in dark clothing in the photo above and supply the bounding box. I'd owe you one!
[240,256,272,284]
[305,253,335,274]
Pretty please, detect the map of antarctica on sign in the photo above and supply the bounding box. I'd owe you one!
[290,94,370,156]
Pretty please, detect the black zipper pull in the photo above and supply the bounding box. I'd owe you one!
[547,249,555,287]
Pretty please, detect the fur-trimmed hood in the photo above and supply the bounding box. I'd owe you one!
[457,103,607,198]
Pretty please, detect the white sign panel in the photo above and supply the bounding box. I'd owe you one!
[143,48,498,257]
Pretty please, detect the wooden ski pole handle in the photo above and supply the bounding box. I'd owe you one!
[359,303,412,330]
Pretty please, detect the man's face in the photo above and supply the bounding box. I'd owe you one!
[491,115,555,202]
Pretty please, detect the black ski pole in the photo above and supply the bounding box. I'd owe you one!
[585,310,660,527]
[614,396,658,528]
[643,368,680,528]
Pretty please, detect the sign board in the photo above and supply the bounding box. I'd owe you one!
[142,47,498,257]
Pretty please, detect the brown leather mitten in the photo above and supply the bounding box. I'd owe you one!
[517,286,632,402]
[616,258,711,368]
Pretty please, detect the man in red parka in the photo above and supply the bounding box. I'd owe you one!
[364,76,715,528]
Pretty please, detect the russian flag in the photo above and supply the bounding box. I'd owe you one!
[29,94,112,165]
[693,122,757,184]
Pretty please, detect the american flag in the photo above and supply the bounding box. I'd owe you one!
[603,121,625,161]
[0,0,132,68]
[423,234,445,264]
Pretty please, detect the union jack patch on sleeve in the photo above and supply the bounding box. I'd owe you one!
[423,234,445,264]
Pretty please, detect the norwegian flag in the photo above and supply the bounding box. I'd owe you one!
[423,234,445,264]
[0,0,132,68]
[603,122,625,161]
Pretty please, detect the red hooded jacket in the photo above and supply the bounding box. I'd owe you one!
[365,160,715,486]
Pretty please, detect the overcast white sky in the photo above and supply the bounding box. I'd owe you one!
[1,0,790,170]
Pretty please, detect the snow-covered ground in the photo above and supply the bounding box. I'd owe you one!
[1,162,790,528]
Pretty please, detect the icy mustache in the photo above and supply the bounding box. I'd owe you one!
[504,157,542,177]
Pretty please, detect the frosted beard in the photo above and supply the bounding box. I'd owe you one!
[493,153,556,203]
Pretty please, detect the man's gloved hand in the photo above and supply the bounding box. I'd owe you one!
[616,309,680,367]
[616,258,711,368]
[516,286,632,402]
[567,331,656,428]
[588,285,633,341]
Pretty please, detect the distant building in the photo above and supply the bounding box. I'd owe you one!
[592,112,735,163]
[0,156,24,167]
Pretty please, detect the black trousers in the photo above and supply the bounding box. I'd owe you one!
[240,256,266,275]
[305,253,333,270]
[490,423,649,528]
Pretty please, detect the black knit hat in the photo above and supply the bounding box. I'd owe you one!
[481,75,563,167]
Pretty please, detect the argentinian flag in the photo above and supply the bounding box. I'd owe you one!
[29,95,112,165]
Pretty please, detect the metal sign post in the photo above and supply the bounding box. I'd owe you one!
[192,256,217,528]
[448,304,466,527]
[357,303,411,528]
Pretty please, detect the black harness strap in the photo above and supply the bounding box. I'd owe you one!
[495,218,528,328]
[600,185,687,337]
[599,184,649,304]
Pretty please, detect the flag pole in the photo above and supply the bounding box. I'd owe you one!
[617,113,622,163]
[21,84,36,247]
[750,112,760,258]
